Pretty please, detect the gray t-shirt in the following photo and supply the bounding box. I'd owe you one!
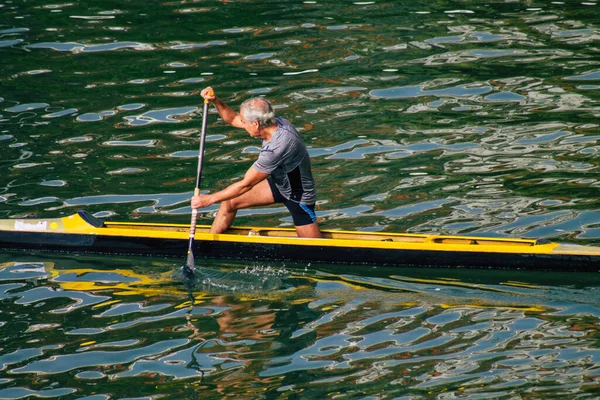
[253,117,316,204]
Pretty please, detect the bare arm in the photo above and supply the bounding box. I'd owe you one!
[191,167,269,208]
[201,87,244,129]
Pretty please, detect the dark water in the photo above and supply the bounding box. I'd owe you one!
[2,0,600,398]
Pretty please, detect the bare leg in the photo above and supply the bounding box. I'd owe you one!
[295,222,322,238]
[210,179,275,234]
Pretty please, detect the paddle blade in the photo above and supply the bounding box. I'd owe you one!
[182,250,196,279]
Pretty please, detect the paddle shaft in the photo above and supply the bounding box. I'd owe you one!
[185,96,211,272]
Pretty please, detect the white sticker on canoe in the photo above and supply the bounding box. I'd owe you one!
[15,220,48,231]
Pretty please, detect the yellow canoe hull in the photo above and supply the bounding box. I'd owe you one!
[1,211,599,271]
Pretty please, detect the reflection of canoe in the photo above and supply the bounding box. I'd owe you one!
[1,210,600,272]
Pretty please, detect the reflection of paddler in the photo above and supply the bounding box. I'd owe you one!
[210,295,276,340]
[190,87,321,238]
[187,273,318,338]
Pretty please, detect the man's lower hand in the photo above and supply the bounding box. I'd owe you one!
[191,194,213,209]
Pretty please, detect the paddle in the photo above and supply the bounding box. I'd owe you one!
[183,90,212,278]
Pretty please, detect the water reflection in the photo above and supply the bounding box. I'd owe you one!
[0,254,600,397]
[27,42,154,52]
[122,107,197,126]
[370,84,492,99]
[566,70,600,81]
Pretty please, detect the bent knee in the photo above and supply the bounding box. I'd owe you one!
[295,223,321,238]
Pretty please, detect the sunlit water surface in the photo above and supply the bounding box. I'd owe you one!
[2,0,600,398]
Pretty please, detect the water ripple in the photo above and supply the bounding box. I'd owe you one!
[121,107,197,126]
[27,41,154,52]
[13,339,189,375]
[370,84,492,99]
[0,387,77,399]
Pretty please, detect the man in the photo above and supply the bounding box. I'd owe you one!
[191,87,321,238]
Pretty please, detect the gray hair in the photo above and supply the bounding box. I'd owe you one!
[240,97,276,128]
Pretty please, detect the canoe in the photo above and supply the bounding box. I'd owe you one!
[1,210,600,272]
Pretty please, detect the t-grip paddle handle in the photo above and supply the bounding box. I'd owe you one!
[203,89,214,104]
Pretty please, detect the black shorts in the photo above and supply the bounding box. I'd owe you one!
[268,177,317,226]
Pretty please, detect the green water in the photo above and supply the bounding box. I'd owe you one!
[2,0,600,398]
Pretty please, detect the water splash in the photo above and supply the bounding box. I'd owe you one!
[179,265,287,294]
